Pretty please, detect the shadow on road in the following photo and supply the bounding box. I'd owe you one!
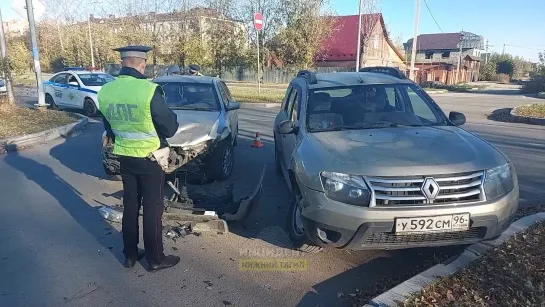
[3,151,125,266]
[49,121,110,180]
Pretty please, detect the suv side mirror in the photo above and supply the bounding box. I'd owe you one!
[277,120,298,134]
[68,81,79,87]
[227,101,240,111]
[449,111,466,126]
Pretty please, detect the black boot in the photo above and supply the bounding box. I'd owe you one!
[147,255,180,272]
[124,250,145,268]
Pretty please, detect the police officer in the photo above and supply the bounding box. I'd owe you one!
[187,64,203,76]
[98,45,181,272]
[165,65,181,76]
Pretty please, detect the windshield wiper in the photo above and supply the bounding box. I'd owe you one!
[170,106,215,111]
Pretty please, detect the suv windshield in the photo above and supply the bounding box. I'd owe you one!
[306,84,447,132]
[78,73,115,86]
[156,82,220,111]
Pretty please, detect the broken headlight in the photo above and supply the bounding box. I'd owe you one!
[320,171,371,206]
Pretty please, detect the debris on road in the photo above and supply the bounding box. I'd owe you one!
[98,206,123,223]
[164,222,198,242]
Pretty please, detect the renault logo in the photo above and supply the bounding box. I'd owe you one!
[421,177,440,201]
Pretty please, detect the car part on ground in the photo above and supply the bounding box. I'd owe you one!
[274,68,519,252]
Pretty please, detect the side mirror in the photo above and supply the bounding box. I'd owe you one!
[68,81,79,87]
[227,101,240,111]
[449,111,466,126]
[277,120,298,135]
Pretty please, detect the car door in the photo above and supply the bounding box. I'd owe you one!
[280,87,301,170]
[48,73,69,106]
[217,81,238,141]
[65,73,85,109]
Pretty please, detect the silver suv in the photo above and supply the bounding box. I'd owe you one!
[273,68,519,253]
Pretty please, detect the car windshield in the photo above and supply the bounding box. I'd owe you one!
[156,82,219,111]
[0,79,5,87]
[78,73,115,86]
[306,83,448,132]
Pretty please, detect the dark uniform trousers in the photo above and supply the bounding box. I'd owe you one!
[119,156,165,265]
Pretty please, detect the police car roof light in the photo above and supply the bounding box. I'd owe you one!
[358,66,407,79]
[66,66,86,71]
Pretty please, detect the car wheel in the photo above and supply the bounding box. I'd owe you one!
[83,98,98,117]
[46,94,58,110]
[206,139,234,181]
[286,190,323,254]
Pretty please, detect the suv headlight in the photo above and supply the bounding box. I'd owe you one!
[484,163,514,200]
[320,171,371,206]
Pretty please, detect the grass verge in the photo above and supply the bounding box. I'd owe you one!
[229,86,285,104]
[351,204,545,307]
[514,103,545,118]
[0,102,78,139]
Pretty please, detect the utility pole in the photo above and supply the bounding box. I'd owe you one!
[502,43,505,55]
[25,0,46,107]
[408,0,420,81]
[355,0,363,71]
[0,8,15,104]
[88,14,95,67]
[455,31,464,84]
[56,20,64,52]
[485,40,489,64]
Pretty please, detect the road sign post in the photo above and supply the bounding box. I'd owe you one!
[253,13,263,96]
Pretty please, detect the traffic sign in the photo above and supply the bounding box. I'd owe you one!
[253,13,263,31]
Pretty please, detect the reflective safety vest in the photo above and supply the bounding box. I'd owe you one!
[98,75,160,158]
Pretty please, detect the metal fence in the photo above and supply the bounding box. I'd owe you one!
[104,63,356,83]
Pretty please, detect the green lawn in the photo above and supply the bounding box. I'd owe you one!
[229,86,286,104]
[515,103,545,118]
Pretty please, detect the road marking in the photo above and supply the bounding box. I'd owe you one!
[527,143,545,148]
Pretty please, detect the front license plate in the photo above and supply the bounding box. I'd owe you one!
[395,213,470,234]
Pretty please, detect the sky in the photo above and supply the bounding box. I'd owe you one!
[1,0,544,62]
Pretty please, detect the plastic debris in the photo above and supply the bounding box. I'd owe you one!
[98,206,123,223]
[164,223,193,242]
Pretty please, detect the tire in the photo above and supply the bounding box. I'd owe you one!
[205,139,234,181]
[286,189,323,254]
[46,94,58,110]
[83,98,98,117]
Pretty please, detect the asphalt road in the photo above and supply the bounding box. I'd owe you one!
[1,87,544,307]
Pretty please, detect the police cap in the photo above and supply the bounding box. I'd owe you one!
[167,65,181,75]
[188,64,201,72]
[113,45,153,60]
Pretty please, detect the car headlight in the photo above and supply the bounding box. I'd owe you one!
[484,163,514,200]
[320,171,371,206]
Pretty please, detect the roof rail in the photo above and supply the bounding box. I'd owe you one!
[296,70,317,84]
[358,66,407,79]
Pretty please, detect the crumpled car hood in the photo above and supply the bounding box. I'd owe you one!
[167,110,221,147]
[307,126,507,176]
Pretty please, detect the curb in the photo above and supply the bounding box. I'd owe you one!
[0,113,89,153]
[510,104,545,126]
[425,90,447,94]
[364,212,545,307]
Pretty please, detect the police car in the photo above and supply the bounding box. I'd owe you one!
[44,67,115,116]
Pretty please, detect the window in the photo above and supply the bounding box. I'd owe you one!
[441,51,450,58]
[51,74,67,84]
[289,90,299,121]
[283,86,295,111]
[156,82,220,111]
[217,82,234,108]
[77,73,115,86]
[67,74,80,85]
[425,52,434,59]
[405,85,440,123]
[305,84,445,132]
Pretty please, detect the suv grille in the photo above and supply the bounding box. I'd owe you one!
[363,227,486,246]
[367,171,485,207]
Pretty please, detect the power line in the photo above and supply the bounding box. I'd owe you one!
[505,44,544,51]
[423,0,443,33]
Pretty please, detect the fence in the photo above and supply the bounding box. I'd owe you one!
[104,64,356,83]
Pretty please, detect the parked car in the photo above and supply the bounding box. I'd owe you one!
[0,78,6,93]
[274,68,519,253]
[43,67,115,116]
[101,75,240,181]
